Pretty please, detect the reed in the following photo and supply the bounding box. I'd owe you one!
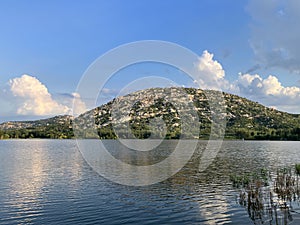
[295,164,300,176]
[230,165,300,224]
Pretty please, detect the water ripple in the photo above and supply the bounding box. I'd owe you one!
[1,140,300,224]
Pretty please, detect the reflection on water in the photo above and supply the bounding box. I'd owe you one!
[8,140,48,223]
[0,140,300,224]
[0,140,84,224]
[79,139,200,186]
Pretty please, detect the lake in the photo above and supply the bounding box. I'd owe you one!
[1,140,300,224]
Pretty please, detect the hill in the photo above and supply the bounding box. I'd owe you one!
[74,87,300,140]
[0,115,73,139]
[1,87,300,140]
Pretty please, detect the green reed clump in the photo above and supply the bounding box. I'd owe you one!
[230,168,270,189]
[295,163,300,176]
[295,163,300,197]
[274,167,295,201]
[230,174,250,188]
[230,166,297,224]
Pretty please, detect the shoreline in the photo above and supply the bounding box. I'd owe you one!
[1,138,299,141]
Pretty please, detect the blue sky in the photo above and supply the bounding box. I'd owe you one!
[1,0,300,122]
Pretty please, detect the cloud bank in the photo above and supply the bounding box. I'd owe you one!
[195,50,300,113]
[236,73,300,112]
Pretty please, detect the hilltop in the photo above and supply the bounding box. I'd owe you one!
[74,87,300,140]
[1,87,300,140]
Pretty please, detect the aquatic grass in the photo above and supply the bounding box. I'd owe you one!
[274,167,295,202]
[230,174,250,188]
[295,163,300,176]
[230,168,270,189]
[230,165,300,224]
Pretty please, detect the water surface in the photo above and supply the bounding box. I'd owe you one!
[1,140,300,224]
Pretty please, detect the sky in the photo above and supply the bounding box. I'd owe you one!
[1,0,300,122]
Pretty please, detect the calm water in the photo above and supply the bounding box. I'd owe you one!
[1,140,300,224]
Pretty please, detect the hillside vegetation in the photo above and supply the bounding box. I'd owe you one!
[1,87,300,140]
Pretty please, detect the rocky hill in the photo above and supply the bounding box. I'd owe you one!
[74,87,300,140]
[1,87,300,140]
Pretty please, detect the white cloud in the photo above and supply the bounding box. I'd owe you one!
[193,50,300,113]
[8,74,86,116]
[262,76,283,95]
[236,73,300,113]
[194,50,234,91]
[237,73,263,95]
[237,73,300,97]
[9,74,69,116]
[197,50,225,80]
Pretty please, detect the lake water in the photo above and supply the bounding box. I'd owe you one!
[1,140,300,224]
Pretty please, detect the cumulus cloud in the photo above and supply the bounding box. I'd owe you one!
[9,75,69,116]
[8,74,86,117]
[237,73,300,98]
[193,50,300,113]
[247,0,300,74]
[197,50,225,80]
[236,73,300,113]
[194,50,234,91]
